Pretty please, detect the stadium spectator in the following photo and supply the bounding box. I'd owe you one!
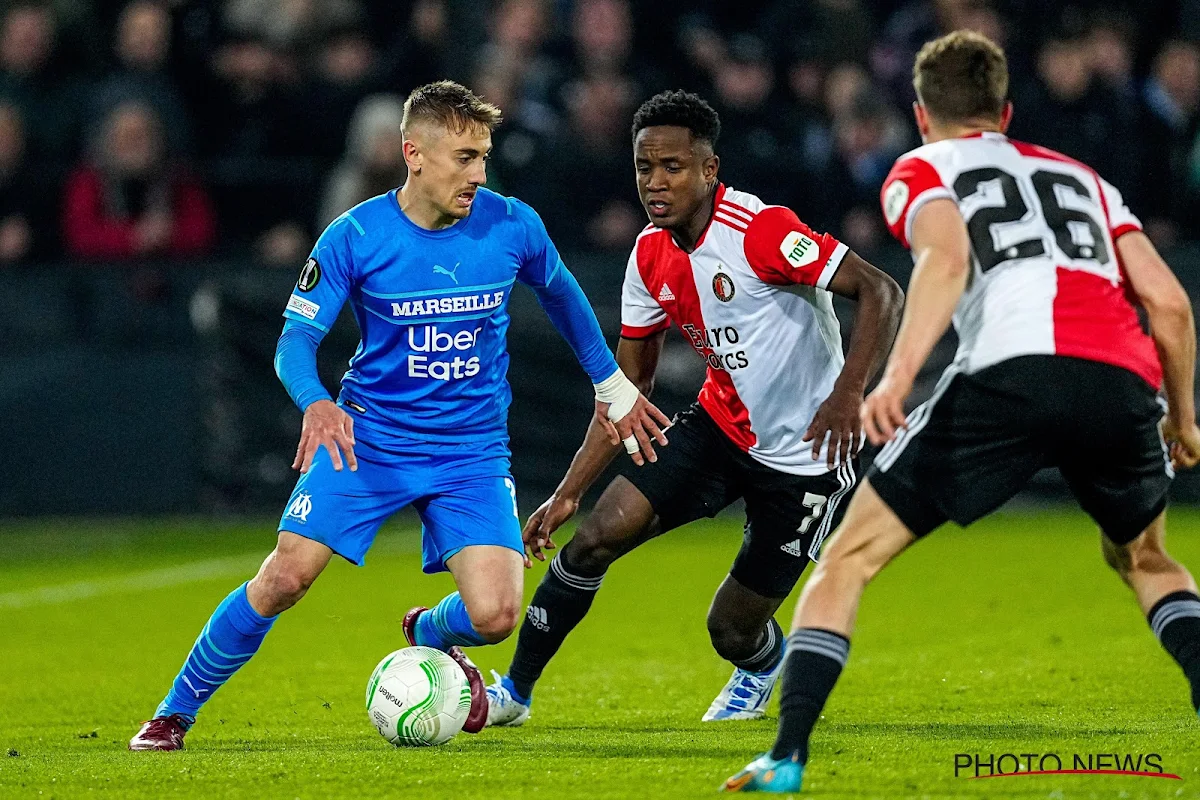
[872,0,1008,105]
[0,2,75,161]
[471,56,557,200]
[382,0,450,92]
[758,0,875,69]
[62,100,215,260]
[285,26,384,163]
[536,73,641,251]
[1086,11,1138,104]
[1143,40,1200,245]
[199,33,314,262]
[674,12,726,88]
[0,103,57,262]
[1009,31,1140,200]
[87,0,193,155]
[317,94,405,229]
[223,0,363,52]
[477,0,561,112]
[825,87,909,252]
[708,35,794,211]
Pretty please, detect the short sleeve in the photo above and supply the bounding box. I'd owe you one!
[880,155,953,249]
[282,214,357,332]
[1098,176,1142,241]
[620,244,669,338]
[742,206,848,289]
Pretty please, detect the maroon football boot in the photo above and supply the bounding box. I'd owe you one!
[128,714,190,751]
[402,605,488,734]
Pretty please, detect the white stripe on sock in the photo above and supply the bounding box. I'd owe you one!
[549,555,604,591]
[1151,599,1200,638]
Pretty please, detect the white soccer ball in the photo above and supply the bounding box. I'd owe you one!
[365,646,471,746]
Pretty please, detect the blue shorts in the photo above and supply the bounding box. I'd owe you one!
[277,432,522,572]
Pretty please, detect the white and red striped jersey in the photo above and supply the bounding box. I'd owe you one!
[881,131,1160,388]
[621,184,850,475]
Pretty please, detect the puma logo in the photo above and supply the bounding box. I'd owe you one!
[182,675,209,699]
[432,262,461,284]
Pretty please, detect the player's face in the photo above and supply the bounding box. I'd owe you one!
[634,126,718,231]
[405,122,492,220]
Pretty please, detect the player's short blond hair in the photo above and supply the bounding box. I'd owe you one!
[913,30,1008,124]
[401,80,502,137]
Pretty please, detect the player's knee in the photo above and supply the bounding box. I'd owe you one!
[706,613,759,662]
[812,543,878,588]
[562,522,622,574]
[469,598,521,643]
[251,562,317,614]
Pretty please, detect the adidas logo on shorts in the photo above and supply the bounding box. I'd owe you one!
[657,283,676,302]
[780,539,804,557]
[526,605,550,632]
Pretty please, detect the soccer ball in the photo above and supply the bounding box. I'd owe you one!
[365,646,471,746]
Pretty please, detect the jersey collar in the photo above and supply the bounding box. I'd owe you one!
[388,188,480,238]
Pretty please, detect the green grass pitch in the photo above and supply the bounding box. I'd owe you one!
[2,509,1199,799]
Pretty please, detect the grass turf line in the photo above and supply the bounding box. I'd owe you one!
[1,510,1199,799]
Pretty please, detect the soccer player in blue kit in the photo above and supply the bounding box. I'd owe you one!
[130,81,669,751]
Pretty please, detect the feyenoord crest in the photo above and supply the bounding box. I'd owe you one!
[298,258,321,292]
[712,271,735,302]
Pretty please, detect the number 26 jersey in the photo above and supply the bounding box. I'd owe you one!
[880,131,1160,389]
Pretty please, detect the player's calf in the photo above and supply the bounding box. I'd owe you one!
[131,535,332,751]
[1103,515,1200,713]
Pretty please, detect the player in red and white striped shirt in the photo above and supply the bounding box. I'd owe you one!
[728,31,1200,793]
[485,91,902,727]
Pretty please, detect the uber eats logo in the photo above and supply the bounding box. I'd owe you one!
[781,231,819,269]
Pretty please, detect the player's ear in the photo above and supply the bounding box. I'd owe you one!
[998,101,1013,133]
[703,153,719,183]
[402,138,423,175]
[913,102,929,138]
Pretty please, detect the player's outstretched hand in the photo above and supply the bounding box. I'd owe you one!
[861,373,912,446]
[804,386,862,468]
[1163,417,1200,471]
[522,493,579,568]
[293,399,358,474]
[595,395,671,467]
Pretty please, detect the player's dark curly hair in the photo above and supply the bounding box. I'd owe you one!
[631,90,721,148]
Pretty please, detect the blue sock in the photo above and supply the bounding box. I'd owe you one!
[502,674,530,705]
[414,592,487,649]
[155,582,277,723]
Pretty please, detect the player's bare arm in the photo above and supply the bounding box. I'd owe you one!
[803,251,903,467]
[292,399,358,473]
[1119,231,1200,468]
[524,331,667,566]
[862,198,971,446]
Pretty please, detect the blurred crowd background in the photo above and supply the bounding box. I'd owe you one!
[7,0,1200,516]
[5,0,1200,265]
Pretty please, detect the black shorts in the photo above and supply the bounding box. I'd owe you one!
[870,356,1172,545]
[619,403,858,598]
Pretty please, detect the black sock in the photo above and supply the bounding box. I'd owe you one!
[770,628,850,763]
[506,546,605,702]
[730,617,785,673]
[1148,590,1200,711]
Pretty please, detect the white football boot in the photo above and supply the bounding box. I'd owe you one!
[485,670,531,727]
[703,662,782,721]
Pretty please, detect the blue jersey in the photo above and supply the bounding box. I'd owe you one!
[281,187,618,443]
